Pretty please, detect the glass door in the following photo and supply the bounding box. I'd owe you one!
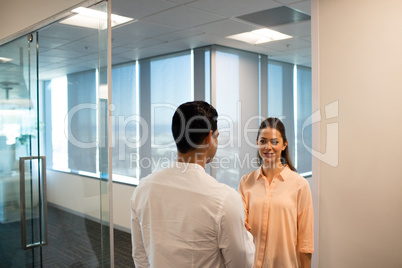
[38,1,111,267]
[0,1,111,267]
[0,33,44,267]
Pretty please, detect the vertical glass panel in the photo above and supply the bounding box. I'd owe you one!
[150,52,192,172]
[296,66,312,174]
[38,1,111,267]
[0,33,41,266]
[96,2,111,267]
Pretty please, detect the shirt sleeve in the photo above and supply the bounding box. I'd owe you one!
[297,181,314,253]
[218,190,255,268]
[131,198,150,268]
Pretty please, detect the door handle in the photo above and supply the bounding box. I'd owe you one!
[19,156,48,250]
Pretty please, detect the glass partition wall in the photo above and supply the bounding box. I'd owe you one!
[0,1,112,267]
[1,0,313,266]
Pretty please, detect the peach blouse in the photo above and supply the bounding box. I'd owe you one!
[238,166,314,268]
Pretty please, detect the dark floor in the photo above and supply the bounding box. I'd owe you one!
[0,205,134,267]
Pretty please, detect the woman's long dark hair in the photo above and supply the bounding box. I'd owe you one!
[256,117,296,171]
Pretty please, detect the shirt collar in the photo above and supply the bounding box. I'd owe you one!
[173,161,205,171]
[256,165,290,181]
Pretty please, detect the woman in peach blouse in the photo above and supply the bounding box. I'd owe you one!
[238,117,314,268]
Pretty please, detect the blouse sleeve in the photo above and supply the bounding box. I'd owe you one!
[238,176,251,231]
[297,181,314,253]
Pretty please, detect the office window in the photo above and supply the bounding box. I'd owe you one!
[47,76,69,172]
[67,70,97,173]
[296,66,312,175]
[214,47,260,189]
[215,50,240,186]
[46,70,98,175]
[150,52,193,171]
[43,45,311,186]
[111,62,138,182]
[267,60,312,174]
[267,60,295,160]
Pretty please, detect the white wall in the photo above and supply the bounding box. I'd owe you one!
[113,181,136,231]
[316,0,402,267]
[47,170,135,231]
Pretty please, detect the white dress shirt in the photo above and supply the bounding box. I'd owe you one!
[131,162,255,268]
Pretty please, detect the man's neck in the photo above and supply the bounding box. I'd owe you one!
[177,151,207,169]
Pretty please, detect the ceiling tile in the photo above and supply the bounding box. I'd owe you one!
[112,52,139,64]
[39,55,70,64]
[192,19,259,37]
[36,0,311,79]
[273,0,304,5]
[120,38,168,50]
[112,0,177,19]
[187,0,281,17]
[289,0,311,15]
[270,53,311,67]
[112,46,136,55]
[40,23,97,40]
[270,20,311,37]
[165,0,193,4]
[40,48,87,59]
[56,35,99,54]
[38,35,72,49]
[156,29,205,42]
[258,38,310,52]
[142,5,225,29]
[112,20,178,43]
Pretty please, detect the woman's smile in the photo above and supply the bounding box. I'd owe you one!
[257,127,287,164]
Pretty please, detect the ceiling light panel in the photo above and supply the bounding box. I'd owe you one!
[60,7,134,29]
[226,28,292,45]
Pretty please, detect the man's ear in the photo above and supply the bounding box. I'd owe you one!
[202,130,214,146]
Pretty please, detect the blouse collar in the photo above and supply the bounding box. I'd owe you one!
[256,165,290,181]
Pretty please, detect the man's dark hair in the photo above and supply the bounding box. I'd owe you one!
[172,101,218,154]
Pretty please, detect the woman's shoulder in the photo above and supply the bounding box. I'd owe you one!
[285,168,310,187]
[240,168,261,183]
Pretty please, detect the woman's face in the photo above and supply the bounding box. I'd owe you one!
[257,127,288,167]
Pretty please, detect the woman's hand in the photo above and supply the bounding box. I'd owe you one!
[300,253,312,268]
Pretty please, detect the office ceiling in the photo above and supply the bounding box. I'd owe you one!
[38,0,311,80]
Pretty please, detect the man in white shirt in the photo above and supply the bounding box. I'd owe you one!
[131,101,255,268]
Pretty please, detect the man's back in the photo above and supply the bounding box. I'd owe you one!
[131,162,254,268]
